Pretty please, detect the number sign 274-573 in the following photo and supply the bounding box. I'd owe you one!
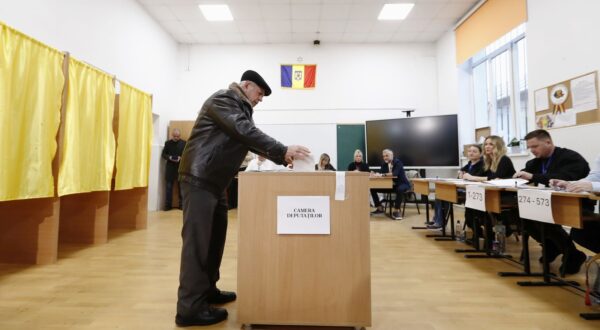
[517,189,554,223]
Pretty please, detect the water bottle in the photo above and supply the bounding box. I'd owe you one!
[455,220,464,242]
[493,224,506,255]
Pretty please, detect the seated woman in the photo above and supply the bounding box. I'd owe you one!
[461,136,516,243]
[315,153,336,171]
[428,144,484,230]
[347,149,369,172]
[462,136,516,182]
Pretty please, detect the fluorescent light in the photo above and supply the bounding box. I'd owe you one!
[378,3,415,20]
[198,4,233,21]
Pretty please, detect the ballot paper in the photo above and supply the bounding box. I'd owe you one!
[484,178,529,187]
[292,154,315,172]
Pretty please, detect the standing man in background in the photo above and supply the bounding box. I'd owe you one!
[161,128,186,210]
[176,70,310,327]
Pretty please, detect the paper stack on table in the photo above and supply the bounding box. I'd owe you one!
[484,178,529,187]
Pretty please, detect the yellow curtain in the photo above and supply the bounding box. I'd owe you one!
[58,57,115,196]
[114,82,153,190]
[0,22,64,201]
[455,0,527,64]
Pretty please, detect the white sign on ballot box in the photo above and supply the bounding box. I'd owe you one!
[517,189,554,224]
[465,185,486,211]
[277,196,330,234]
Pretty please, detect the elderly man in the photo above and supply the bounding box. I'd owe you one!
[370,149,410,220]
[162,128,186,210]
[514,129,590,275]
[176,70,310,326]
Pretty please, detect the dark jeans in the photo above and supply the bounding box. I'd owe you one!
[177,182,228,317]
[523,221,579,258]
[227,177,238,210]
[371,183,410,209]
[433,201,451,226]
[571,219,600,253]
[165,177,182,209]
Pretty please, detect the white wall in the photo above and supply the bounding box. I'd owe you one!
[1,0,180,210]
[175,43,443,171]
[176,43,440,125]
[526,0,600,164]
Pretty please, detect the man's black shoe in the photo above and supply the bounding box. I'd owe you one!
[559,250,587,275]
[207,290,237,304]
[370,208,384,215]
[175,307,228,327]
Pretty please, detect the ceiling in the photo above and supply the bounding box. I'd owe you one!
[137,0,479,44]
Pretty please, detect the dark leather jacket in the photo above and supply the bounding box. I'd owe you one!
[179,83,287,195]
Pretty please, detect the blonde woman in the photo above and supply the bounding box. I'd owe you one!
[463,135,515,181]
[347,149,369,172]
[315,153,336,171]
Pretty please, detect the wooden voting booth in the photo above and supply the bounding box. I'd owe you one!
[237,172,371,328]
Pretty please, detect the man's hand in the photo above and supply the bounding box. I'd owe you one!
[285,145,311,163]
[565,180,593,193]
[514,171,533,180]
[458,171,465,179]
[549,179,567,189]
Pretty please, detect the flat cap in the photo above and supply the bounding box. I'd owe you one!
[241,70,272,96]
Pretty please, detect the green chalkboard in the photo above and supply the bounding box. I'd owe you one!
[336,124,365,170]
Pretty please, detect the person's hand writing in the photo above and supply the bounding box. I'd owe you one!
[565,181,593,193]
[285,145,311,163]
[458,171,464,179]
[514,171,533,180]
[462,173,473,181]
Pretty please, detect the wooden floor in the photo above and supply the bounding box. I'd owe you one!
[0,206,598,329]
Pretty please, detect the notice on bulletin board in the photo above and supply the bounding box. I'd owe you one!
[535,71,599,130]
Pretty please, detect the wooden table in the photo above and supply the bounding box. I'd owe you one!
[411,178,434,227]
[368,176,393,189]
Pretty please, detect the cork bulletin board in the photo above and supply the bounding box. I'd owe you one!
[534,71,600,129]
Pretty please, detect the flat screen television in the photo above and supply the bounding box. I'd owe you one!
[366,115,459,168]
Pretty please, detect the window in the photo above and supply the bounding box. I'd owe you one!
[470,23,528,145]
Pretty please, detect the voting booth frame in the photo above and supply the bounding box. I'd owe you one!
[237,171,371,328]
[0,92,148,264]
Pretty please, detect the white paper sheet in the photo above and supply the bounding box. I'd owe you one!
[484,178,529,187]
[517,189,554,224]
[335,172,345,201]
[277,196,330,234]
[553,111,577,128]
[465,185,486,211]
[292,154,315,172]
[535,88,549,112]
[571,73,598,112]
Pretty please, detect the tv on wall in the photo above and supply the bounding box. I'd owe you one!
[365,115,459,168]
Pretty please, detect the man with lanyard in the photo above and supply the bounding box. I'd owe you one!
[514,129,591,275]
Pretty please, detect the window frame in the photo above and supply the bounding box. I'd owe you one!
[470,30,527,143]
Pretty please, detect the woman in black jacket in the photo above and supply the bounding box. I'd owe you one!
[347,149,369,172]
[463,135,515,181]
[315,153,336,171]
